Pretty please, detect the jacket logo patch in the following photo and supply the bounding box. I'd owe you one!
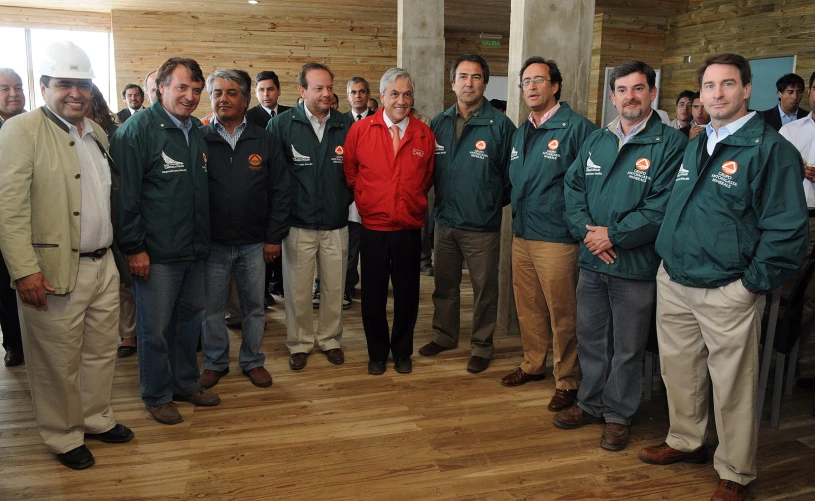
[291,145,311,164]
[335,146,344,156]
[635,158,651,171]
[722,160,738,175]
[585,153,602,176]
[161,151,187,174]
[510,147,519,161]
[248,153,263,170]
[712,161,738,189]
[412,148,425,158]
[435,141,446,155]
[475,140,487,151]
[676,164,690,182]
[547,139,559,150]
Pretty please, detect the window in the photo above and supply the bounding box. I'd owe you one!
[0,27,32,113]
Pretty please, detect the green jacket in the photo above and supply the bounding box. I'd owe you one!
[564,112,687,280]
[430,98,516,232]
[656,113,808,294]
[267,104,353,231]
[510,102,598,242]
[110,103,211,263]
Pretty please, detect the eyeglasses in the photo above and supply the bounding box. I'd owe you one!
[676,103,692,108]
[519,77,550,88]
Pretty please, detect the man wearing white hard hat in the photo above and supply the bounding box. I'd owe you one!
[0,41,134,470]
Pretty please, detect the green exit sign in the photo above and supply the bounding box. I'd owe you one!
[481,40,501,46]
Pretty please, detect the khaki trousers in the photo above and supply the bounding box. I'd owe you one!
[18,252,120,454]
[283,226,348,354]
[656,265,764,485]
[118,282,136,339]
[511,237,580,388]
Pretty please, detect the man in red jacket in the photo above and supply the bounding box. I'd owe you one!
[343,67,435,375]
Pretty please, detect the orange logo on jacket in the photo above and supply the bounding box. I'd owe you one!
[635,158,651,171]
[547,139,559,151]
[335,146,344,156]
[248,154,262,166]
[475,140,487,151]
[722,160,738,175]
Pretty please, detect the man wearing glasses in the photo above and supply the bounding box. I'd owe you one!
[669,90,695,129]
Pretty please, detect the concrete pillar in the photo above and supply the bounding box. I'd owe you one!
[497,0,596,336]
[397,0,445,117]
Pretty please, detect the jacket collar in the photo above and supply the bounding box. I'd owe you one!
[528,102,575,130]
[441,97,501,124]
[41,106,70,134]
[202,121,262,143]
[290,102,346,128]
[606,111,665,144]
[369,108,427,137]
[699,113,767,147]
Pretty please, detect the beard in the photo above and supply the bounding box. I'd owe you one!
[621,107,644,121]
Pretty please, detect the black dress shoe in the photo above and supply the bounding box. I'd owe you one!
[418,341,454,357]
[85,423,134,443]
[368,360,386,375]
[466,356,491,374]
[117,345,136,358]
[394,358,412,374]
[4,348,24,367]
[57,445,95,470]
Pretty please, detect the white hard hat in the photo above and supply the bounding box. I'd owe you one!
[38,41,95,79]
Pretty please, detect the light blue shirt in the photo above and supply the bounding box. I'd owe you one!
[163,107,193,145]
[705,111,755,155]
[612,110,651,147]
[778,104,799,127]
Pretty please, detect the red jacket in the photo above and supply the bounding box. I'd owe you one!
[343,109,435,231]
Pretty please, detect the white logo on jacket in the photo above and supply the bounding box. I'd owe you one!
[434,141,446,155]
[676,164,690,182]
[585,154,602,176]
[161,151,186,173]
[291,146,311,162]
[510,147,519,161]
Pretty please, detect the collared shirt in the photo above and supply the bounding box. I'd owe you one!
[163,107,194,145]
[528,102,561,128]
[611,110,652,147]
[455,101,483,142]
[668,118,689,129]
[261,104,280,118]
[353,108,371,121]
[778,104,800,128]
[128,106,144,116]
[213,116,247,150]
[705,111,756,155]
[304,105,329,142]
[383,111,409,140]
[47,106,113,253]
[779,113,815,208]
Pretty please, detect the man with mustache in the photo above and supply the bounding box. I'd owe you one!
[557,61,687,451]
[641,53,808,501]
[0,68,27,367]
[116,84,145,124]
[110,57,219,425]
[0,42,134,469]
[198,69,290,389]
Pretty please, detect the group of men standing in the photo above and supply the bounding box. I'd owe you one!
[0,42,811,501]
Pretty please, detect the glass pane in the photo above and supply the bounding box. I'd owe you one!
[0,27,32,114]
[29,29,113,112]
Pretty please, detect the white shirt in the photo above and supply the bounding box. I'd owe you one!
[48,107,113,253]
[304,105,329,142]
[779,113,815,208]
[383,111,409,139]
[352,108,371,121]
[128,106,144,116]
[705,111,755,155]
[261,104,280,117]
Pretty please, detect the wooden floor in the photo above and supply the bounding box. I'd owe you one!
[1,273,815,500]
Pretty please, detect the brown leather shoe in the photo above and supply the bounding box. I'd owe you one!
[199,368,229,389]
[466,356,490,374]
[600,423,630,451]
[548,389,578,411]
[289,352,308,370]
[172,388,221,406]
[323,348,345,365]
[639,442,708,465]
[146,401,183,425]
[553,405,604,429]
[243,366,273,387]
[500,367,545,387]
[710,480,747,501]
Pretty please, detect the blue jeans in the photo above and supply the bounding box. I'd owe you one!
[574,269,655,425]
[133,260,206,406]
[202,242,266,371]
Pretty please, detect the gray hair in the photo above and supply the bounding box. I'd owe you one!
[206,68,250,105]
[0,68,22,81]
[347,76,370,94]
[379,67,414,97]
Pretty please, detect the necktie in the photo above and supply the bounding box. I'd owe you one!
[391,125,401,157]
[356,114,362,121]
[270,109,276,118]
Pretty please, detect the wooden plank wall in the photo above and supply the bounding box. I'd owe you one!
[661,0,815,111]
[0,6,110,32]
[443,35,509,110]
[110,5,398,118]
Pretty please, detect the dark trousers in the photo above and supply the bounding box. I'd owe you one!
[0,250,23,354]
[265,253,284,296]
[360,227,421,361]
[346,221,362,296]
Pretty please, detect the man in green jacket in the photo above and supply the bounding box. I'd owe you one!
[418,54,516,374]
[557,61,687,451]
[639,54,808,501]
[499,57,598,415]
[111,57,219,426]
[267,63,353,371]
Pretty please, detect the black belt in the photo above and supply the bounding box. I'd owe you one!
[79,248,108,259]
